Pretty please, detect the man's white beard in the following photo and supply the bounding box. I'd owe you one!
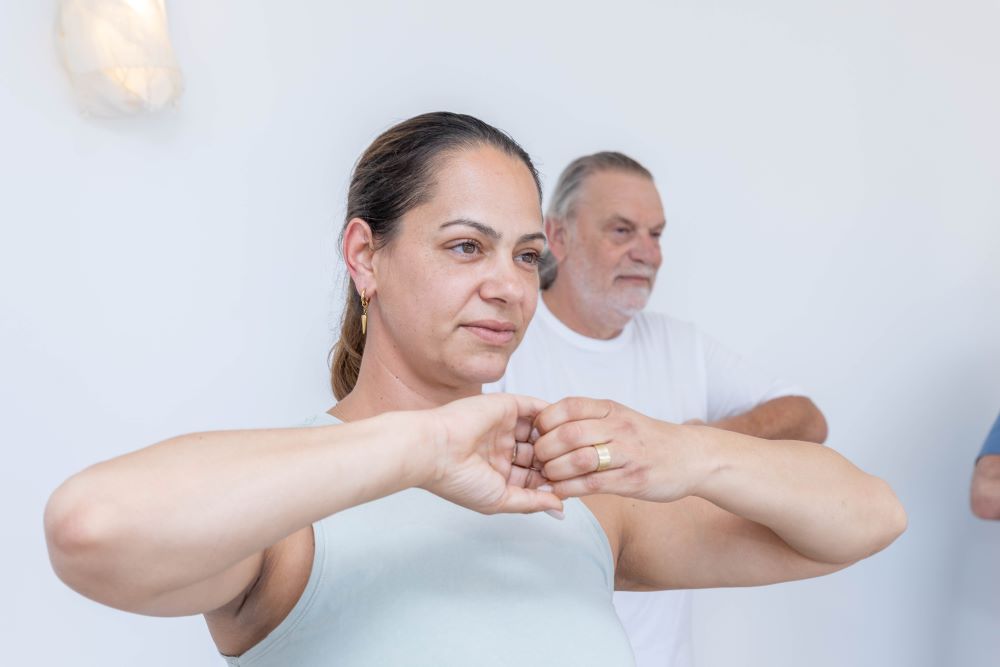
[563,256,653,330]
[608,283,652,320]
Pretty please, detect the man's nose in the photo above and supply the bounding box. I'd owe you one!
[629,232,662,266]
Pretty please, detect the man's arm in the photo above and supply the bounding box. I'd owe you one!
[697,329,826,443]
[971,455,1000,520]
[710,395,828,443]
[971,413,1000,519]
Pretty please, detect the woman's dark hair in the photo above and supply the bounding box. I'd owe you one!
[330,112,543,399]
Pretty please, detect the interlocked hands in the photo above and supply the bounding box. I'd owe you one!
[422,394,708,517]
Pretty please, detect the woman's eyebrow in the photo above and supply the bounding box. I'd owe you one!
[439,220,545,246]
[517,232,546,245]
[439,218,500,239]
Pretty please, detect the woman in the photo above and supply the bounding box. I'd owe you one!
[45,112,906,666]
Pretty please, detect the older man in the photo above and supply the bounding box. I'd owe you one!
[487,152,827,667]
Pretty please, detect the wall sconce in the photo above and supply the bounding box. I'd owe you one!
[57,0,184,117]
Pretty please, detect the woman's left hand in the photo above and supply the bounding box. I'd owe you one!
[531,397,711,503]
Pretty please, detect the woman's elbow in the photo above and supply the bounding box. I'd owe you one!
[866,478,908,556]
[44,475,122,601]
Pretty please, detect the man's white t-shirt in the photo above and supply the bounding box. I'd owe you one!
[485,296,802,667]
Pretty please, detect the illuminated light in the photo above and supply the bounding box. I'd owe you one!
[57,0,184,117]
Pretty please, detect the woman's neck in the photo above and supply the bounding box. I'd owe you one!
[329,338,478,423]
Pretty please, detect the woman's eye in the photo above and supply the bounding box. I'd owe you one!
[450,240,481,256]
[517,251,541,265]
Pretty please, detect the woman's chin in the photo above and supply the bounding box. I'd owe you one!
[450,354,510,387]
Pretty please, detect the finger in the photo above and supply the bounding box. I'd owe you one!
[504,393,550,423]
[550,469,630,499]
[534,397,615,436]
[532,418,610,463]
[508,464,530,488]
[524,467,549,490]
[514,417,533,443]
[542,443,619,482]
[513,441,535,468]
[536,484,566,520]
[509,463,549,489]
[495,485,564,515]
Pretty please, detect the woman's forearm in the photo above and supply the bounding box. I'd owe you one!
[45,411,434,608]
[690,426,907,564]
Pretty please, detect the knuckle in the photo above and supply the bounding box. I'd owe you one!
[572,447,595,469]
[563,421,584,445]
[584,473,604,492]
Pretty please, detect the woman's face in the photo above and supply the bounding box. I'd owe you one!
[371,145,545,389]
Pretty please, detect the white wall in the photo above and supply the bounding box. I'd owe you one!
[2,1,998,665]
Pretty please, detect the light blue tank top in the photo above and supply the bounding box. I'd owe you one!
[222,412,635,666]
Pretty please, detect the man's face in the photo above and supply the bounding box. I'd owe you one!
[554,170,665,319]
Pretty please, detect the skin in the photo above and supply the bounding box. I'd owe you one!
[44,146,905,661]
[333,146,547,420]
[544,168,828,443]
[971,454,1000,520]
[545,169,666,341]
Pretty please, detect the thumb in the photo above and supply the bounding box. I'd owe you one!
[496,485,564,516]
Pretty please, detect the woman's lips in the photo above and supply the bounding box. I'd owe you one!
[462,321,516,345]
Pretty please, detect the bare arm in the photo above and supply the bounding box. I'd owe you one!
[532,398,906,591]
[44,414,434,617]
[44,394,560,617]
[971,454,1000,520]
[710,395,828,443]
[619,429,903,590]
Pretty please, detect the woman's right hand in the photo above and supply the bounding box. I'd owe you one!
[420,393,563,516]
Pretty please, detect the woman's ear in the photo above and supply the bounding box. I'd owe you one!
[343,218,377,296]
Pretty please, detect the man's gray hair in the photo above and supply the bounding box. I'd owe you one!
[540,151,653,289]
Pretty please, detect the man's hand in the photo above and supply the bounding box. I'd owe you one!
[971,454,1000,520]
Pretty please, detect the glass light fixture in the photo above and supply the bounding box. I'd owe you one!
[57,0,184,117]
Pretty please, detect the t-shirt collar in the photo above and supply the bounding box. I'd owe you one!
[534,294,635,352]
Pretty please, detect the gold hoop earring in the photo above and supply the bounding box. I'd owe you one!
[360,288,369,335]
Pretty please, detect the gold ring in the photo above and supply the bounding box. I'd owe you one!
[593,443,612,472]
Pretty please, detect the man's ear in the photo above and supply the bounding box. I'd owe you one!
[343,218,376,296]
[545,215,569,263]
